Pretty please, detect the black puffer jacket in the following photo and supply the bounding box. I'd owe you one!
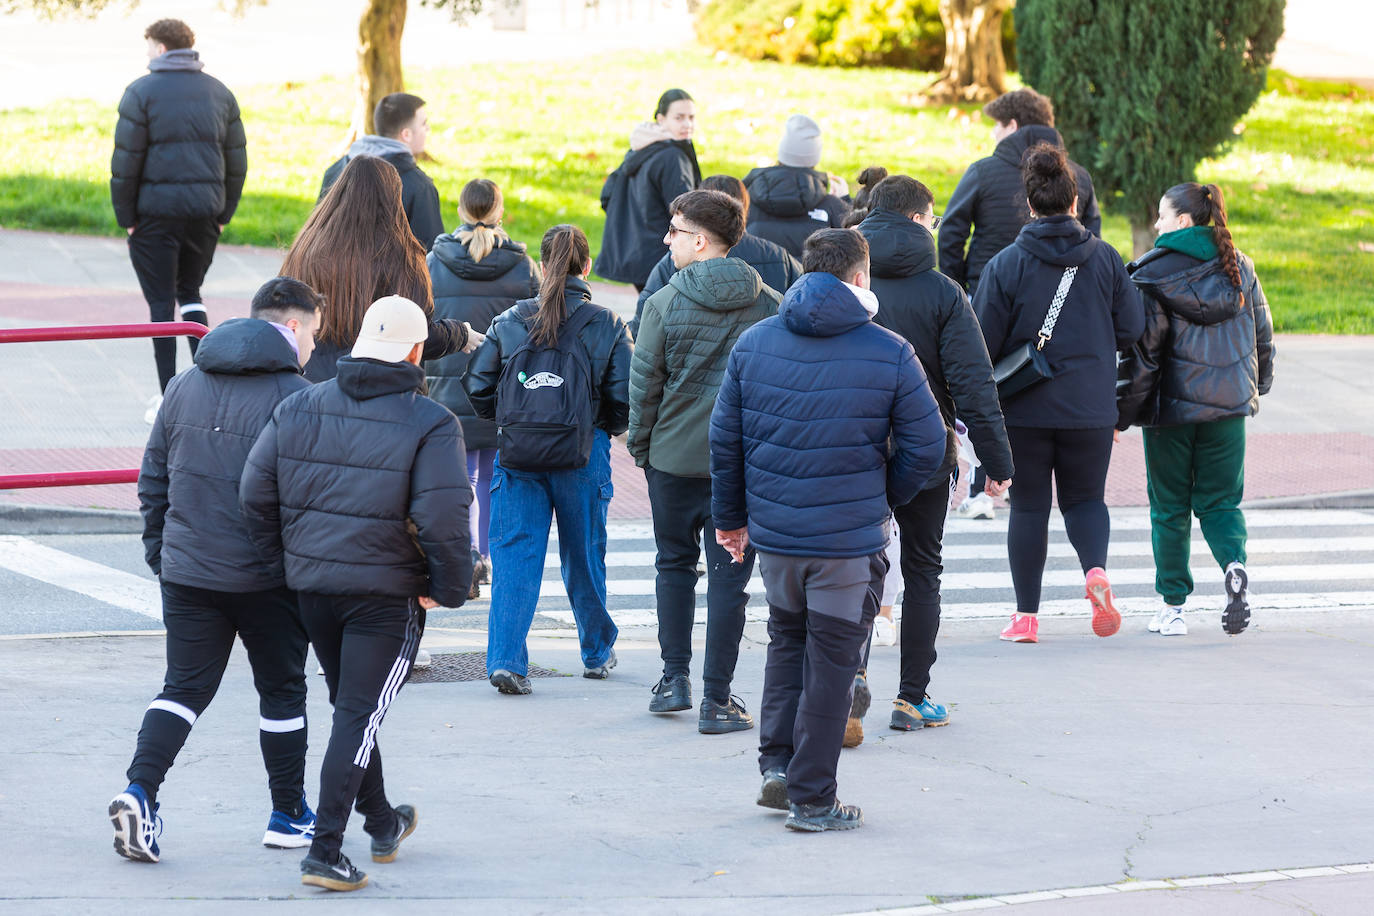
[110,53,247,227]
[595,140,700,286]
[939,125,1101,293]
[320,141,444,252]
[974,214,1145,429]
[240,357,473,608]
[742,165,852,257]
[304,317,467,384]
[425,233,541,450]
[463,277,633,436]
[139,319,309,590]
[859,208,1014,488]
[629,232,801,338]
[1117,248,1274,429]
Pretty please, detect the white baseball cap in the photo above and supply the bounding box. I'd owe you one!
[351,295,428,363]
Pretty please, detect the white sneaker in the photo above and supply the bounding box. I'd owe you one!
[143,394,163,424]
[1147,606,1172,633]
[1159,609,1188,636]
[956,492,995,520]
[872,615,897,647]
[413,648,432,669]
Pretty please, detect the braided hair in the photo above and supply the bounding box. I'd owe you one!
[1163,182,1243,297]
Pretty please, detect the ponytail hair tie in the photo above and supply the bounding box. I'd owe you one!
[1201,185,1213,199]
[472,221,491,229]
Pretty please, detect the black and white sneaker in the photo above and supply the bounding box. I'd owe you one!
[649,674,692,713]
[370,804,417,863]
[757,767,788,811]
[1223,562,1251,635]
[490,669,532,695]
[583,649,618,680]
[109,784,161,863]
[785,799,864,832]
[699,695,754,734]
[300,851,369,891]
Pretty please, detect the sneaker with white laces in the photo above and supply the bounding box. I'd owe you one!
[1223,562,1251,635]
[263,796,316,848]
[956,492,995,520]
[1147,606,1172,633]
[1159,609,1188,636]
[872,615,897,647]
[109,783,162,863]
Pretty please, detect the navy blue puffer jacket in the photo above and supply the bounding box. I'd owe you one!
[710,272,947,557]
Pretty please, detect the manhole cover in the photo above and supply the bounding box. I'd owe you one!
[408,651,570,684]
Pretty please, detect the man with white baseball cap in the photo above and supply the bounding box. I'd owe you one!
[241,294,474,892]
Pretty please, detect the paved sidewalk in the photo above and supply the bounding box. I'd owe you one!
[2,228,1372,515]
[4,609,1374,913]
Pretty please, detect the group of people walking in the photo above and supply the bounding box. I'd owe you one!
[107,16,1275,890]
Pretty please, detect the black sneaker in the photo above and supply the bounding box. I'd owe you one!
[756,767,788,810]
[370,804,417,863]
[843,670,871,748]
[1223,563,1251,635]
[300,851,368,891]
[699,695,754,734]
[490,669,532,695]
[785,800,863,832]
[649,674,692,713]
[583,649,617,679]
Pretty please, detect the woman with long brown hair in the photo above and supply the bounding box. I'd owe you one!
[463,224,632,696]
[1117,182,1274,637]
[281,155,479,382]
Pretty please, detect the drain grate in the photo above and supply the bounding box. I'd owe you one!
[407,651,570,684]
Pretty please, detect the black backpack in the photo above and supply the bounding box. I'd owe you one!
[494,304,600,471]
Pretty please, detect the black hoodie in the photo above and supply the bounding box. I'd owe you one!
[425,233,541,449]
[973,214,1145,428]
[595,140,701,286]
[939,124,1102,292]
[240,356,474,608]
[860,208,1014,486]
[138,318,310,591]
[742,165,852,258]
[1117,247,1274,429]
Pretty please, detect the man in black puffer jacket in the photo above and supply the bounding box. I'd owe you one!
[629,174,801,338]
[241,296,472,892]
[857,176,1014,732]
[939,89,1101,295]
[110,278,321,866]
[111,18,246,400]
[319,93,444,252]
[742,115,852,258]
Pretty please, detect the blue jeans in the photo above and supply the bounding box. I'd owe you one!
[485,429,618,677]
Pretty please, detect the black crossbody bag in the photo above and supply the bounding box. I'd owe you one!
[992,265,1077,401]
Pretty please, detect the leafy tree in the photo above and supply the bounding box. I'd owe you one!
[1017,0,1285,254]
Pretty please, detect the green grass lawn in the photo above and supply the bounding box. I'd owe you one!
[1,49,1371,332]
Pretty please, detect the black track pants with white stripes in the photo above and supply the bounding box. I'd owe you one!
[299,593,423,862]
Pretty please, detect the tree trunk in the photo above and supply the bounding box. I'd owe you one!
[921,0,1013,104]
[1130,208,1158,259]
[342,0,407,150]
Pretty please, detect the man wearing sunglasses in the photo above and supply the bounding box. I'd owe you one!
[628,189,781,735]
[856,175,1014,735]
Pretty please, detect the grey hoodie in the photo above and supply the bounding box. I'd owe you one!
[148,49,205,72]
[627,256,781,477]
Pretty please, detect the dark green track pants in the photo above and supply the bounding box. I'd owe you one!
[1142,417,1248,607]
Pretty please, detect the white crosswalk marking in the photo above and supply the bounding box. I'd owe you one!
[518,508,1374,628]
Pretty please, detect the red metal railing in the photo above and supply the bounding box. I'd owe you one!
[0,322,209,489]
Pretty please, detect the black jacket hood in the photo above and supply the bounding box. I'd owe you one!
[861,208,936,279]
[1130,249,1246,327]
[194,318,300,375]
[992,124,1066,168]
[1014,214,1097,267]
[745,165,831,217]
[430,233,528,282]
[336,356,426,400]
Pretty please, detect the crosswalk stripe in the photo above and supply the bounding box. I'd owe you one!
[0,535,161,620]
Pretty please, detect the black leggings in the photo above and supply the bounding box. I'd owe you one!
[1006,426,1113,615]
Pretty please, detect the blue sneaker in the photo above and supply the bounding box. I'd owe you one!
[890,696,950,731]
[109,784,162,863]
[263,797,316,848]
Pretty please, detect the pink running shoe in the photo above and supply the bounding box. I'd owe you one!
[999,613,1039,643]
[1085,567,1121,637]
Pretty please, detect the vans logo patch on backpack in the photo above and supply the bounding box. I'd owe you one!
[519,371,565,390]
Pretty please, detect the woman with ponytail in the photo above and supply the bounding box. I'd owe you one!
[973,143,1145,645]
[427,179,541,597]
[1117,182,1274,638]
[463,224,633,695]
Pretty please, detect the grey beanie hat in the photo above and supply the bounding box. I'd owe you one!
[777,114,822,169]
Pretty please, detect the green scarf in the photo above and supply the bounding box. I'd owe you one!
[1154,225,1218,261]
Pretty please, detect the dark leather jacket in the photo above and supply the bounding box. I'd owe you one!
[1117,248,1274,429]
[462,277,633,436]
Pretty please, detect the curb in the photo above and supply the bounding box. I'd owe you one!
[0,503,142,534]
[1240,490,1374,510]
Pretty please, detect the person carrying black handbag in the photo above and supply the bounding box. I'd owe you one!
[973,144,1145,644]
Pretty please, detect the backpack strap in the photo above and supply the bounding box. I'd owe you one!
[557,302,601,346]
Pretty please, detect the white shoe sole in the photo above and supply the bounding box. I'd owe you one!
[109,793,158,863]
[1159,620,1189,636]
[263,829,315,848]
